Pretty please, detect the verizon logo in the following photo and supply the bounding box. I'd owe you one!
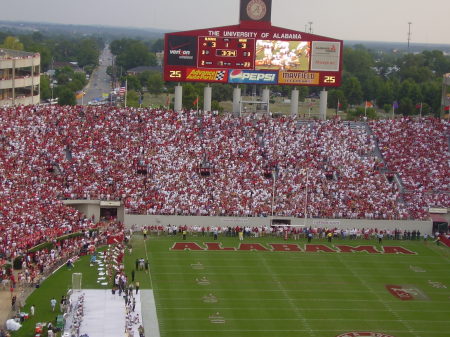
[169,50,191,55]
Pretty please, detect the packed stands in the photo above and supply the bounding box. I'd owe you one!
[370,117,449,211]
[1,106,449,270]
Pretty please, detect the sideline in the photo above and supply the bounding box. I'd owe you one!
[141,236,160,337]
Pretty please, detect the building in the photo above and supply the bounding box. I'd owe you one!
[442,73,450,117]
[126,66,162,76]
[0,49,40,106]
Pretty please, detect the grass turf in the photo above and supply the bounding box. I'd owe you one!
[10,234,450,337]
[143,234,450,337]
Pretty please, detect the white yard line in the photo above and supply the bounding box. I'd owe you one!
[335,254,423,337]
[164,328,447,334]
[140,237,161,337]
[257,254,316,337]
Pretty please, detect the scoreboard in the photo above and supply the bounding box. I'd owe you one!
[198,37,254,69]
[164,24,343,87]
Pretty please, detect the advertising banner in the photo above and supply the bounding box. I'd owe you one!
[167,35,197,66]
[310,41,340,72]
[186,68,228,82]
[228,69,278,84]
[279,71,319,85]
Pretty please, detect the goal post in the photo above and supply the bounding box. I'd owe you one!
[72,273,82,290]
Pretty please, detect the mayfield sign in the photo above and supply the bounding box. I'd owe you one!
[336,333,395,337]
[171,242,416,255]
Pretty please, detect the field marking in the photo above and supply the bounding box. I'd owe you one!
[144,317,450,323]
[144,237,154,289]
[154,306,450,313]
[156,295,450,302]
[142,237,162,337]
[257,254,316,337]
[154,287,410,293]
[335,254,423,337]
[154,287,450,299]
[163,328,448,334]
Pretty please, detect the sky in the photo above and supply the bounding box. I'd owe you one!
[1,0,449,44]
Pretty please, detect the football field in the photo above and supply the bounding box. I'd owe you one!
[138,234,450,337]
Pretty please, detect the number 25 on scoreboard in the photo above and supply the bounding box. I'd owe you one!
[169,70,182,78]
[324,76,336,83]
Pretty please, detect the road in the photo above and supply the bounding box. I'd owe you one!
[77,45,113,105]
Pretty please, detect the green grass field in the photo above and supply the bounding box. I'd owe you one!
[143,234,450,337]
[12,234,450,337]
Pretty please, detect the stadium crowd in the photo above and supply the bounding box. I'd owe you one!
[0,106,449,272]
[371,117,449,210]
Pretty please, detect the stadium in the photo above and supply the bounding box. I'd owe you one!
[1,1,450,337]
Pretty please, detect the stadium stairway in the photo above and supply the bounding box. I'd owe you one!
[365,121,406,202]
[439,235,450,247]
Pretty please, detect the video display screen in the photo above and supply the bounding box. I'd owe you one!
[255,40,310,71]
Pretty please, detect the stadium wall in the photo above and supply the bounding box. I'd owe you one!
[125,215,433,234]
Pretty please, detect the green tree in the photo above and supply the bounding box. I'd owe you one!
[328,89,347,110]
[183,83,201,109]
[56,86,76,106]
[55,66,75,86]
[347,107,377,120]
[111,39,157,70]
[1,36,24,50]
[150,38,164,52]
[399,79,422,105]
[422,50,450,77]
[146,72,164,95]
[40,75,52,101]
[126,90,140,107]
[420,80,442,114]
[343,46,374,77]
[76,39,100,68]
[399,97,414,115]
[126,75,142,92]
[342,76,363,105]
[376,80,394,108]
[211,84,233,102]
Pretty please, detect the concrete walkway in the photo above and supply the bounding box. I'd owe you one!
[140,290,160,337]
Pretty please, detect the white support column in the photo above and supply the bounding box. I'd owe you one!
[290,88,299,117]
[262,87,270,114]
[262,87,270,102]
[233,86,241,116]
[31,58,35,105]
[203,85,212,112]
[174,84,183,112]
[319,89,328,120]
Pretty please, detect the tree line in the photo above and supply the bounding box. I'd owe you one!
[2,29,449,114]
[0,31,103,105]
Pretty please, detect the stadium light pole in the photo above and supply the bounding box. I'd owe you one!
[271,169,276,217]
[303,169,309,227]
[308,22,313,33]
[407,22,412,53]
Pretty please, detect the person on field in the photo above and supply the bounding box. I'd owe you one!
[377,232,383,244]
[50,297,57,312]
[142,227,148,240]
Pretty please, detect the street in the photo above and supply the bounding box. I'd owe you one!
[77,45,113,105]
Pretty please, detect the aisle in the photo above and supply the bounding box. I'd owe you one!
[74,289,144,337]
[79,290,125,336]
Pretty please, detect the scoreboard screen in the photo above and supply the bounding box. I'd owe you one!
[198,36,255,69]
[164,24,343,87]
